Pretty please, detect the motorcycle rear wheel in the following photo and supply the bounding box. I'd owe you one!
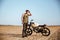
[41,27,50,36]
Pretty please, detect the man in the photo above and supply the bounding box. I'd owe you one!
[21,10,32,37]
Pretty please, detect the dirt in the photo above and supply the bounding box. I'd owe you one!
[0,25,60,40]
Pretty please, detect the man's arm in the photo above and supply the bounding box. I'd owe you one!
[28,13,32,16]
[21,14,24,24]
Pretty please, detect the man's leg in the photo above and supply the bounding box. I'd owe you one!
[22,23,27,37]
[22,23,25,37]
[24,23,28,36]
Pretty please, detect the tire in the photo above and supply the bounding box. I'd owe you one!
[41,27,50,36]
[25,28,32,36]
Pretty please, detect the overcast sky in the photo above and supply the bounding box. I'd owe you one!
[0,0,60,25]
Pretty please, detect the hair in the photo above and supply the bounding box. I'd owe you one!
[26,10,30,12]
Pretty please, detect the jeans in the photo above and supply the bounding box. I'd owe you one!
[22,23,28,37]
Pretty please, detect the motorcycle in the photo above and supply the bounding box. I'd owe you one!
[25,19,50,36]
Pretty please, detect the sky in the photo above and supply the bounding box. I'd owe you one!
[0,0,60,25]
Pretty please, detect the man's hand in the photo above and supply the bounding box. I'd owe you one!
[28,13,32,16]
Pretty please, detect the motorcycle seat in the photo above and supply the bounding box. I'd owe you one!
[38,25,46,27]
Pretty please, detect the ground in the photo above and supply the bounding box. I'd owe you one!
[0,25,60,40]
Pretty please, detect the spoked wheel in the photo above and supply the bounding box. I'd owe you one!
[25,28,32,36]
[41,27,50,36]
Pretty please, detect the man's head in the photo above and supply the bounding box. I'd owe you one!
[26,10,30,13]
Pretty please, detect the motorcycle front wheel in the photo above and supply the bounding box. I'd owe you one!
[41,27,50,36]
[25,28,33,36]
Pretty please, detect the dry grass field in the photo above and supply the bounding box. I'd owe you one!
[0,25,60,40]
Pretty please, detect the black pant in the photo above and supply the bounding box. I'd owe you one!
[22,23,28,37]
